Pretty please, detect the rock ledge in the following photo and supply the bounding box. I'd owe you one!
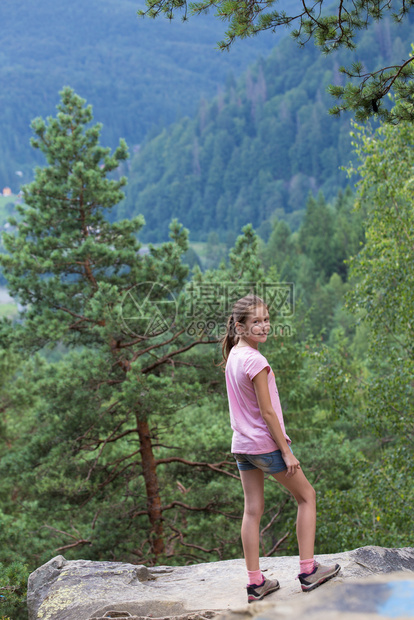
[27,546,414,620]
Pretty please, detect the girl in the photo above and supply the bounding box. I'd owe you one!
[222,294,340,603]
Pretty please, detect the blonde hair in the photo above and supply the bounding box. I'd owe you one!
[221,294,267,363]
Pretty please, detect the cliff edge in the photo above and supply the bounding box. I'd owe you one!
[27,546,414,620]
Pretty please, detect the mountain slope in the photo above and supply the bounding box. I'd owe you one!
[0,0,278,190]
[121,15,412,242]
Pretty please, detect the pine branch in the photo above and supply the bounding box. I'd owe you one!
[74,402,122,443]
[162,499,214,512]
[162,500,242,520]
[168,524,222,555]
[264,530,290,556]
[129,328,185,356]
[42,525,93,552]
[260,498,290,538]
[55,539,92,552]
[141,338,218,374]
[155,456,240,479]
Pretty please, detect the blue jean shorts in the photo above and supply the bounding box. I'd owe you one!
[233,449,290,474]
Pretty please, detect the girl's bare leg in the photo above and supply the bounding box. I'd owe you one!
[272,469,316,560]
[239,469,265,571]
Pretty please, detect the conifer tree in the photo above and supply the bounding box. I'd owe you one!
[0,90,277,564]
[0,88,235,563]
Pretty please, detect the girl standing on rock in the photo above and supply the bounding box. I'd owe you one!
[222,294,340,603]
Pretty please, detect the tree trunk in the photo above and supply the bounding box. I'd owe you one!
[136,415,165,558]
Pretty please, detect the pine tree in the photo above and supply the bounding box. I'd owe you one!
[0,91,271,564]
[0,88,219,563]
[298,192,336,279]
[1,87,144,346]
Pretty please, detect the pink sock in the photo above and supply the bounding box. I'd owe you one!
[299,558,315,575]
[247,569,264,586]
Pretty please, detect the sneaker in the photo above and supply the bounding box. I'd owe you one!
[247,576,280,603]
[298,562,340,592]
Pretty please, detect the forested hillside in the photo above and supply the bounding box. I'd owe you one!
[0,0,278,190]
[1,89,413,620]
[121,15,412,242]
[1,7,414,618]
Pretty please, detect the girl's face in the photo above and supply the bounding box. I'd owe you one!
[236,304,270,349]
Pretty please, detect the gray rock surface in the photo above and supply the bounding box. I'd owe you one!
[219,571,414,620]
[27,546,414,620]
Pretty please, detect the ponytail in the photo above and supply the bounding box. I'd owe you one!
[220,294,267,365]
[221,314,237,363]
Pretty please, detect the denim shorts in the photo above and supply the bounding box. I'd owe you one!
[233,448,290,474]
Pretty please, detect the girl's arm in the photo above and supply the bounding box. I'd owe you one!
[252,368,300,477]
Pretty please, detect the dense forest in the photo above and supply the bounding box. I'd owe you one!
[0,0,278,191]
[0,90,413,619]
[1,0,414,229]
[120,11,414,241]
[1,2,414,618]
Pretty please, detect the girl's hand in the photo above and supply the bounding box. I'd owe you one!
[282,451,301,478]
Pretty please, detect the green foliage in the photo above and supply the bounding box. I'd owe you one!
[1,79,413,581]
[347,120,414,439]
[0,561,28,620]
[260,187,364,338]
[310,120,414,550]
[2,89,312,569]
[329,46,414,122]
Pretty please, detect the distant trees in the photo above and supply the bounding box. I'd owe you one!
[141,0,414,122]
[122,14,414,243]
[121,38,359,241]
[0,0,275,191]
[261,187,364,337]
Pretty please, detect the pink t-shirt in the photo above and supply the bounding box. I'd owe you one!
[225,346,291,454]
